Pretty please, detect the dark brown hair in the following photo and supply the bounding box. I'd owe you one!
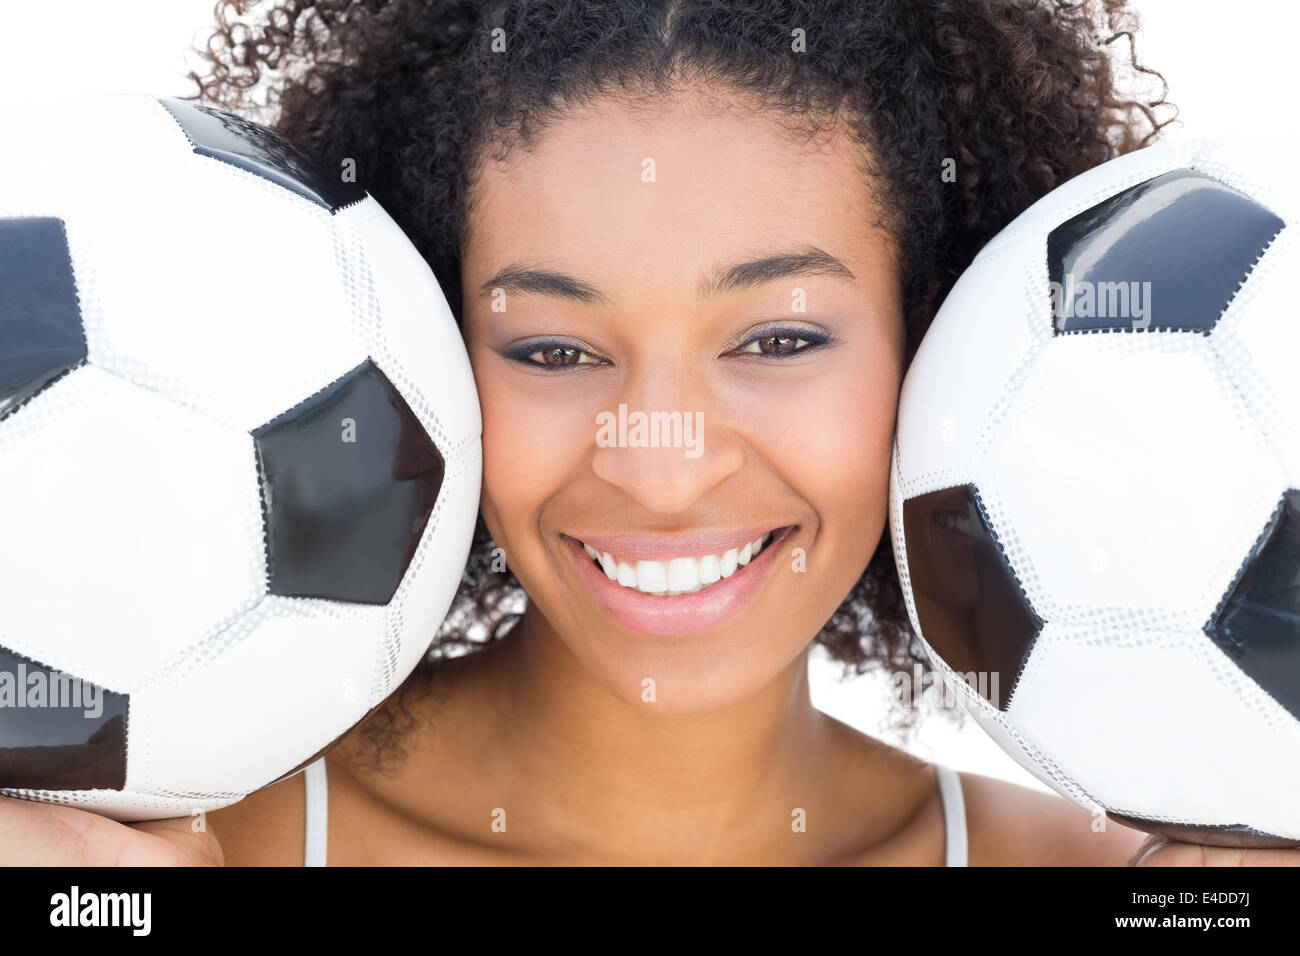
[188,0,1174,766]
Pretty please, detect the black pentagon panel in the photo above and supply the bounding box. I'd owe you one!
[0,218,87,421]
[159,98,365,213]
[0,645,128,791]
[1047,169,1283,334]
[1205,489,1300,722]
[901,484,1043,711]
[1106,811,1297,849]
[253,359,445,605]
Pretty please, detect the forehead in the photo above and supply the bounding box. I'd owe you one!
[462,90,891,297]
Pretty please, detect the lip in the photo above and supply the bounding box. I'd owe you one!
[560,525,795,637]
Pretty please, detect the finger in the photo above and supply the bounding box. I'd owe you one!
[1202,844,1300,867]
[132,816,224,866]
[0,794,126,866]
[1128,833,1170,867]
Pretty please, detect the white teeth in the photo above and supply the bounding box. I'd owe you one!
[634,560,668,595]
[718,548,738,578]
[581,531,777,596]
[667,557,698,592]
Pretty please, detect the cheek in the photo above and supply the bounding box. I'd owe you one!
[723,344,900,618]
[729,348,899,526]
[820,363,899,522]
[475,369,600,539]
[808,365,900,627]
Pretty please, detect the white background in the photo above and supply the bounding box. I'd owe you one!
[2,0,1296,793]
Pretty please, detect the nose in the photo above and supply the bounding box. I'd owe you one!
[590,383,744,514]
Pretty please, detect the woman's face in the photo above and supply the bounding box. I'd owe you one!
[461,89,905,713]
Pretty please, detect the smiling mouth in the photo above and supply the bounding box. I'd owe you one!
[575,531,779,597]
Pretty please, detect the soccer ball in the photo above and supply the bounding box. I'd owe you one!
[890,134,1300,847]
[0,95,481,821]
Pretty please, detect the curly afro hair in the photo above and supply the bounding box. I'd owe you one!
[187,0,1175,767]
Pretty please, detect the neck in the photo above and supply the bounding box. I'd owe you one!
[481,607,836,863]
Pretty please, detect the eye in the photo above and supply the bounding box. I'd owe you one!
[732,326,832,357]
[503,339,607,370]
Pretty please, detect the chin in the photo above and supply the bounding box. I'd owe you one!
[566,624,805,717]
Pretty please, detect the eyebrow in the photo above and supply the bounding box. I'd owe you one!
[477,246,855,304]
[478,264,606,305]
[702,247,856,297]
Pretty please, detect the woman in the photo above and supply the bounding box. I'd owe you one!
[3,0,1289,865]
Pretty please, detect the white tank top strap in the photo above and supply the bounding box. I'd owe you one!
[935,763,968,867]
[303,756,329,867]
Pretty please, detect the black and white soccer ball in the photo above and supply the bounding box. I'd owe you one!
[890,134,1300,847]
[0,94,481,821]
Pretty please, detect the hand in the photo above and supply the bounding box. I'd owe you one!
[0,794,223,866]
[1129,832,1300,866]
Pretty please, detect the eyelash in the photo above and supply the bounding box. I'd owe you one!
[503,327,832,371]
[502,339,602,369]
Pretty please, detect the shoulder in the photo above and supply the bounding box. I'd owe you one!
[958,770,1148,866]
[819,713,1147,866]
[205,763,308,866]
